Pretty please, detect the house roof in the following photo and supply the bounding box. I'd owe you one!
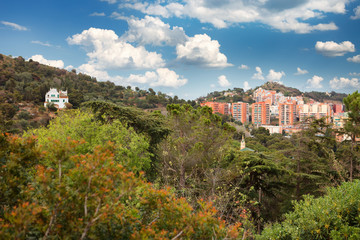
[240,147,255,152]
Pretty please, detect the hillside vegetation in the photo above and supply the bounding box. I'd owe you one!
[0,54,193,133]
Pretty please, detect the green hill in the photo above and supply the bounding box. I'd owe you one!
[0,54,193,133]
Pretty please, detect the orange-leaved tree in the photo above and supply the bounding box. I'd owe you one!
[0,135,245,239]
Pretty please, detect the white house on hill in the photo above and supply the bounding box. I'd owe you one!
[44,88,69,109]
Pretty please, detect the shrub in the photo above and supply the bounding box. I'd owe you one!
[258,180,360,240]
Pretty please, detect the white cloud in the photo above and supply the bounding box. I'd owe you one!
[122,16,188,46]
[210,84,216,88]
[218,75,231,87]
[252,66,265,80]
[90,12,106,17]
[30,55,64,69]
[78,64,187,88]
[77,63,115,81]
[67,27,165,69]
[31,40,52,47]
[1,21,28,31]
[349,72,360,76]
[176,34,232,68]
[351,6,360,20]
[306,75,324,89]
[101,0,117,4]
[295,67,308,75]
[267,69,285,81]
[330,77,360,89]
[347,55,360,63]
[243,81,251,91]
[315,41,355,57]
[120,2,184,18]
[238,64,249,70]
[119,0,350,33]
[65,65,74,71]
[110,12,130,21]
[126,68,187,88]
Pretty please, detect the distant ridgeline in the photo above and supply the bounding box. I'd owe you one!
[198,81,347,104]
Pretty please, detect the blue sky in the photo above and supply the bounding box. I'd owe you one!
[1,0,360,99]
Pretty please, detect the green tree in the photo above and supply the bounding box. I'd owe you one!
[158,104,235,203]
[25,110,151,174]
[343,91,360,181]
[258,180,360,240]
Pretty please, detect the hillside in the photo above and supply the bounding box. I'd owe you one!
[199,81,347,104]
[258,82,302,96]
[0,54,193,133]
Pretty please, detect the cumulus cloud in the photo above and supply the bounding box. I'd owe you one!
[122,16,188,46]
[218,75,231,87]
[126,68,187,87]
[119,0,349,33]
[77,63,115,82]
[30,55,64,68]
[238,64,249,70]
[176,34,232,68]
[315,41,355,57]
[295,67,308,75]
[351,6,360,20]
[267,69,285,81]
[243,81,251,91]
[347,55,360,63]
[90,12,106,17]
[78,64,187,88]
[65,65,75,71]
[120,2,184,18]
[252,66,265,80]
[67,27,165,69]
[1,21,28,31]
[306,75,324,89]
[330,77,360,89]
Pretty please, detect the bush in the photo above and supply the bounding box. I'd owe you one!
[258,180,360,240]
[17,110,31,120]
[46,102,57,112]
[38,106,46,113]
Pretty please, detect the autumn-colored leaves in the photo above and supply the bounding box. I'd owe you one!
[0,133,244,239]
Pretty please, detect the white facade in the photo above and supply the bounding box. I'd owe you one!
[299,103,333,123]
[262,125,283,134]
[44,88,69,109]
[270,105,279,116]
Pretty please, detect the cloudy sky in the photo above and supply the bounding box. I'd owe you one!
[1,0,360,99]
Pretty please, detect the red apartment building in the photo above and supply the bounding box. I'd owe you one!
[201,102,230,115]
[279,100,297,126]
[252,102,270,125]
[231,102,249,124]
[333,104,344,114]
